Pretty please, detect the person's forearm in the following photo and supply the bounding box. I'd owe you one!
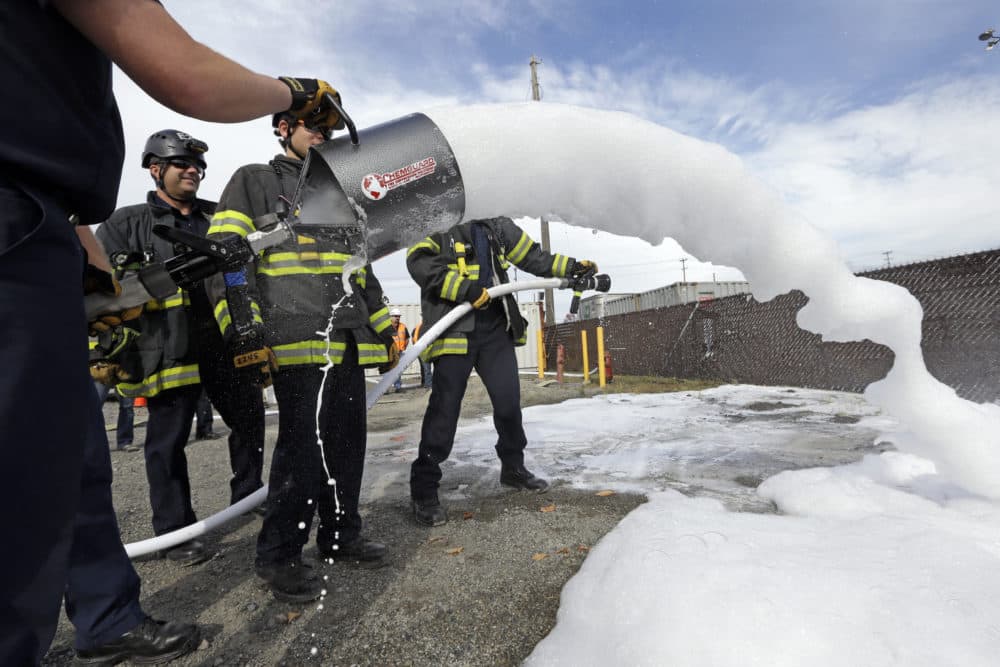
[76,226,112,272]
[53,0,293,122]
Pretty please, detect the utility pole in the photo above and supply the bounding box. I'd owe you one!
[679,258,688,283]
[882,250,893,268]
[530,54,556,326]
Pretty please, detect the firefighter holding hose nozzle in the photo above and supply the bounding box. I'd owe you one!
[406,217,599,527]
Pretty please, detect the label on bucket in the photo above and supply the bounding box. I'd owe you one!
[361,156,437,200]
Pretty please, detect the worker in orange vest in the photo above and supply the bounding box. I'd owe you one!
[390,308,410,392]
[411,321,433,388]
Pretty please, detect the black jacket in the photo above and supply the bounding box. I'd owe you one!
[205,155,394,367]
[406,217,577,360]
[95,193,216,396]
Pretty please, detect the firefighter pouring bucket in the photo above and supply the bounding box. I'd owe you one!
[293,113,466,261]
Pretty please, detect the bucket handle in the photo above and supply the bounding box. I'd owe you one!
[324,91,359,145]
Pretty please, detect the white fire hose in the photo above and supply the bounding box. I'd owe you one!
[124,278,566,558]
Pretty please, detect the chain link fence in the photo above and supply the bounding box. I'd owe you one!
[543,249,1000,403]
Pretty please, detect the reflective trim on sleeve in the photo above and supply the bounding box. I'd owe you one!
[551,254,571,277]
[507,230,533,264]
[208,210,255,238]
[407,238,440,257]
[369,307,391,333]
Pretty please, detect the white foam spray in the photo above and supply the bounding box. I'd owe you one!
[424,102,1000,498]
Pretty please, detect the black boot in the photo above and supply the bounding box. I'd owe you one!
[411,497,447,527]
[159,539,210,566]
[500,465,550,492]
[256,559,322,603]
[74,616,200,665]
[319,536,386,563]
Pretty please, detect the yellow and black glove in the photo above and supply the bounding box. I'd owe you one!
[231,333,279,388]
[470,287,491,309]
[89,325,141,386]
[84,264,143,335]
[278,77,345,130]
[570,260,598,277]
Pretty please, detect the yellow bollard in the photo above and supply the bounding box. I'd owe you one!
[581,330,590,384]
[596,326,606,388]
[537,328,545,379]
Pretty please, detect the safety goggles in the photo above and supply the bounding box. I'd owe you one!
[297,119,333,140]
[166,157,205,178]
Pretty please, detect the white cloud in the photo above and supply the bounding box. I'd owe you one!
[113,1,1000,304]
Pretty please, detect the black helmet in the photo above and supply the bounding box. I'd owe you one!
[141,129,208,169]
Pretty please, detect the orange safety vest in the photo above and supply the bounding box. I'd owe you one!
[392,321,409,352]
[412,321,423,344]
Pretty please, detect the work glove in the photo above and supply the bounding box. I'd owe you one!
[278,77,346,130]
[470,287,491,309]
[89,325,141,385]
[231,331,279,388]
[84,264,143,335]
[570,260,598,277]
[377,342,400,375]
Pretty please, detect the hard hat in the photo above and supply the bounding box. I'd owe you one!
[390,308,402,316]
[141,129,208,169]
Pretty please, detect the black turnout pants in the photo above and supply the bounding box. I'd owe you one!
[196,326,265,504]
[256,342,367,566]
[142,326,265,536]
[410,310,527,501]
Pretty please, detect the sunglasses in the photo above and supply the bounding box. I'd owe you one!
[165,158,205,178]
[296,119,333,140]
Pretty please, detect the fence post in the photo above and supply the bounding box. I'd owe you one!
[537,329,545,380]
[596,326,606,388]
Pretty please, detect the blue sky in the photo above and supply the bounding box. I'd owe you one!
[113,0,1000,309]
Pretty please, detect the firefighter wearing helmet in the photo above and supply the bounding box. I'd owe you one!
[95,129,267,567]
[203,90,396,602]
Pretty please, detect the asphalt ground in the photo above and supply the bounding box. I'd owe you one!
[42,377,647,667]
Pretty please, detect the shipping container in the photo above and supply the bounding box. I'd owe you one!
[577,281,750,320]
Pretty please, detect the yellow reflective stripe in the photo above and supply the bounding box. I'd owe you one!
[272,341,346,366]
[551,254,571,277]
[370,307,391,333]
[208,210,255,238]
[422,337,468,360]
[117,364,200,397]
[88,340,97,350]
[264,251,352,263]
[407,238,440,257]
[257,250,354,277]
[441,271,466,301]
[357,343,389,364]
[454,242,469,276]
[214,299,262,333]
[507,231,533,264]
[446,263,480,280]
[145,289,189,311]
[214,299,232,333]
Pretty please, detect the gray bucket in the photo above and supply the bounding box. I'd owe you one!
[293,113,465,261]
